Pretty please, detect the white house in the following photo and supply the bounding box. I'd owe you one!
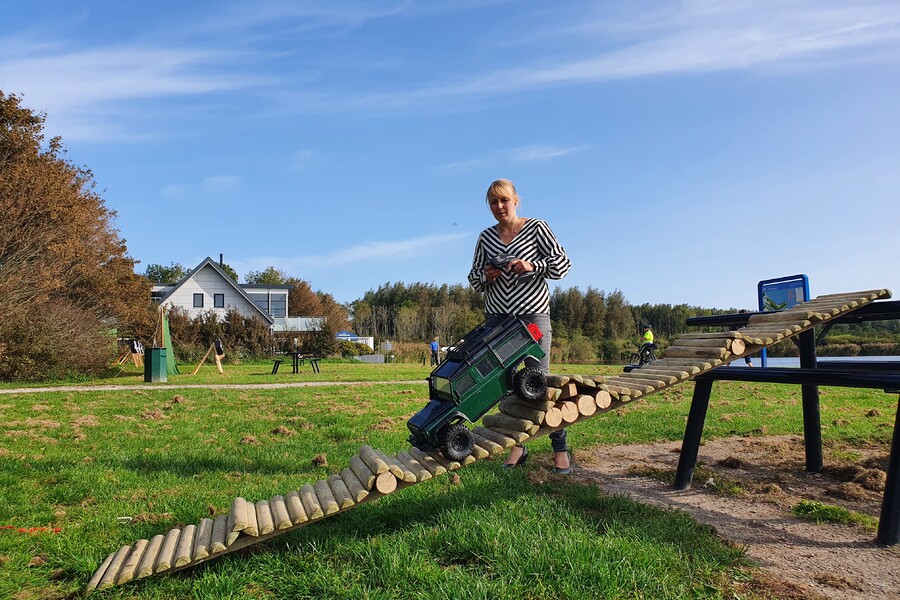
[151,257,318,332]
[335,330,375,350]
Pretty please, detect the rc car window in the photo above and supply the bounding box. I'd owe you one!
[495,329,530,363]
[475,354,498,377]
[433,376,452,396]
[453,372,476,396]
[434,361,461,379]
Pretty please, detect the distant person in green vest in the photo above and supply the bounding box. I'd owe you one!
[642,324,654,346]
[640,324,655,363]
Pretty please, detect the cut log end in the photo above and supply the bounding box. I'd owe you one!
[375,471,398,494]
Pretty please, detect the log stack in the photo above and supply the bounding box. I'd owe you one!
[86,288,892,593]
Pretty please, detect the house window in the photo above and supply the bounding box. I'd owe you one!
[271,294,287,318]
[248,293,268,313]
[214,293,225,308]
[193,293,204,308]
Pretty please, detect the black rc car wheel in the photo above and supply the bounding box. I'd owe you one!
[514,368,547,402]
[440,423,474,462]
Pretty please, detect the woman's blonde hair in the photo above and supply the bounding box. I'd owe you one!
[485,179,519,205]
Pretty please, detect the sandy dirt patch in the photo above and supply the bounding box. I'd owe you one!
[568,435,899,599]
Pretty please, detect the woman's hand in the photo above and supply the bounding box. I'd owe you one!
[485,264,502,282]
[508,259,534,275]
[486,259,533,282]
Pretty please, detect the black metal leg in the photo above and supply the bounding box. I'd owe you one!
[675,378,714,490]
[878,394,900,546]
[798,330,823,472]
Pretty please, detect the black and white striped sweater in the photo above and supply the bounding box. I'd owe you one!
[467,218,571,315]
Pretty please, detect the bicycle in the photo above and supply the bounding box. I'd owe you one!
[629,343,657,366]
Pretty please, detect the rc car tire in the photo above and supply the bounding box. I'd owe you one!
[514,368,547,402]
[440,423,474,462]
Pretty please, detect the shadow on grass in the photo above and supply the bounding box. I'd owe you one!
[117,461,744,587]
[114,453,330,478]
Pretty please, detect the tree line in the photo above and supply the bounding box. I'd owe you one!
[347,282,729,362]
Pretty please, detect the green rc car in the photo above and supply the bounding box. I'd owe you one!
[407,315,548,461]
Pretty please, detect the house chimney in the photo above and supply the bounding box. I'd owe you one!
[219,253,224,267]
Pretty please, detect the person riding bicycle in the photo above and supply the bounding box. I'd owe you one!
[639,324,656,363]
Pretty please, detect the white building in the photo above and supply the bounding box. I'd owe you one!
[151,257,317,332]
[335,330,375,350]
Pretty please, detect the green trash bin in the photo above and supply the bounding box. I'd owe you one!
[144,347,168,383]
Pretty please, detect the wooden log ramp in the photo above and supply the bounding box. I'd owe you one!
[85,288,891,593]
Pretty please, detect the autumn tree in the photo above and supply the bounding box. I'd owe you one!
[286,277,322,316]
[317,292,350,332]
[0,92,153,380]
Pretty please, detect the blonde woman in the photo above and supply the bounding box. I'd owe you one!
[467,179,573,473]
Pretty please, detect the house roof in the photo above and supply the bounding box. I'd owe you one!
[336,330,357,337]
[242,284,293,291]
[157,257,275,324]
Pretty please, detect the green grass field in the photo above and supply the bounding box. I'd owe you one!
[0,361,895,598]
[0,359,436,389]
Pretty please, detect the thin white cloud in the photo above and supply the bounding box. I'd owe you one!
[199,0,516,35]
[162,176,242,199]
[161,184,192,200]
[509,145,589,163]
[3,0,898,138]
[284,1,900,114]
[198,1,411,38]
[1,47,261,107]
[433,157,488,171]
[202,176,242,192]
[287,149,320,171]
[435,144,587,170]
[234,232,471,273]
[0,35,274,141]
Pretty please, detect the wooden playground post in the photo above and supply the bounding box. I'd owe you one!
[191,344,215,376]
[191,339,225,376]
[116,341,144,368]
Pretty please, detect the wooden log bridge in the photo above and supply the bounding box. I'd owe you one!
[86,289,892,593]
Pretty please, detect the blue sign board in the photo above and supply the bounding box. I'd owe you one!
[757,274,810,366]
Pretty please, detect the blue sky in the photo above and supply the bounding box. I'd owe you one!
[3,1,898,309]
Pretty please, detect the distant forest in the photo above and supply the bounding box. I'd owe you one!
[349,282,900,362]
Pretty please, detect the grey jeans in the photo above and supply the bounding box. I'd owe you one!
[485,313,568,453]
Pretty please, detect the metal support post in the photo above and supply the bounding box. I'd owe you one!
[798,329,823,472]
[674,378,714,490]
[878,394,900,546]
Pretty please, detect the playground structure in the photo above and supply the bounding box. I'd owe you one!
[115,339,144,368]
[85,288,899,593]
[190,338,225,376]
